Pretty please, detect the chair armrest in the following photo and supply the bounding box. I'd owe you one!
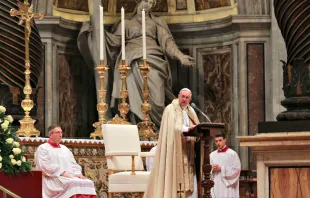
[140,152,156,157]
[105,151,139,156]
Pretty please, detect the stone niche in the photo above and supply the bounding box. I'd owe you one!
[237,133,310,198]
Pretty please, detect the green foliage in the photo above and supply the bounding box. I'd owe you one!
[0,106,31,176]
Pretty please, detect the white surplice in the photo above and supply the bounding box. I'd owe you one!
[210,148,241,198]
[35,143,96,198]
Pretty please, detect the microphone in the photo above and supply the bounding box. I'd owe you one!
[191,103,211,123]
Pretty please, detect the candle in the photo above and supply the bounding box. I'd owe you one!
[142,9,146,60]
[99,6,104,60]
[121,7,125,60]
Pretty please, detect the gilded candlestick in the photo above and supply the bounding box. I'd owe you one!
[117,60,130,121]
[90,60,109,139]
[137,59,157,140]
[10,0,44,137]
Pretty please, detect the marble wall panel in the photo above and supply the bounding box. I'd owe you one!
[36,52,45,134]
[202,46,232,136]
[247,43,265,169]
[176,0,187,10]
[58,53,97,138]
[270,167,310,198]
[57,0,89,12]
[58,54,78,137]
[152,0,168,12]
[102,0,109,11]
[116,0,136,12]
[195,0,231,11]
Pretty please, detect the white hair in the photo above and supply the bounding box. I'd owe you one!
[179,88,192,96]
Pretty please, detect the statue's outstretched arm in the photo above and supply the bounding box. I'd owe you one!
[157,23,195,67]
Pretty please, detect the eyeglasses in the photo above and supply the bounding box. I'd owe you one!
[180,95,191,100]
[52,131,63,135]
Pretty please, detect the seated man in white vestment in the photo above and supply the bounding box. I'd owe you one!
[210,132,241,198]
[35,124,97,198]
[144,88,199,198]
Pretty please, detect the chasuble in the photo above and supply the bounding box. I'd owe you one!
[144,99,199,198]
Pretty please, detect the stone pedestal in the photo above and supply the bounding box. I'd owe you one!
[237,132,310,198]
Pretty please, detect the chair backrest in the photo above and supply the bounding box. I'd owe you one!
[102,124,144,171]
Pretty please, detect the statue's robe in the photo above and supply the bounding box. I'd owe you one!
[104,14,185,126]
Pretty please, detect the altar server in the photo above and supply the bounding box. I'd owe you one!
[35,124,97,198]
[210,132,241,198]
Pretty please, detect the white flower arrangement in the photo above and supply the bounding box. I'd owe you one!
[13,141,20,148]
[0,106,6,113]
[0,105,31,175]
[6,138,14,144]
[12,148,22,155]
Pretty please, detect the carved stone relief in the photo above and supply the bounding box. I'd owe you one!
[195,0,231,11]
[176,0,187,10]
[152,0,168,12]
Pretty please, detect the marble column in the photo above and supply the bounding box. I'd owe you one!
[238,37,249,170]
[35,19,60,136]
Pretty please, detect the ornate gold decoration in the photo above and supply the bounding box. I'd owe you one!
[10,0,44,137]
[106,115,131,125]
[117,60,131,121]
[90,60,109,139]
[137,59,157,140]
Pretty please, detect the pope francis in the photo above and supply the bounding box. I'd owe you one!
[144,88,199,198]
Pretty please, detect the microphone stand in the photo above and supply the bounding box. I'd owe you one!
[191,104,211,123]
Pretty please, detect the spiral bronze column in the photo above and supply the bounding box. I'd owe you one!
[274,0,310,120]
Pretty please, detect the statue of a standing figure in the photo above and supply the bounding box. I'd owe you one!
[78,0,194,127]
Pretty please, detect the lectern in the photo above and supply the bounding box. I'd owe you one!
[184,122,225,198]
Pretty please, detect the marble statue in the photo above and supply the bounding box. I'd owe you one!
[78,0,194,127]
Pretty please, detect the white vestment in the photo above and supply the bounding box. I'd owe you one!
[35,143,96,198]
[210,148,241,198]
[144,99,199,198]
[146,146,157,171]
[182,109,198,198]
[145,109,198,198]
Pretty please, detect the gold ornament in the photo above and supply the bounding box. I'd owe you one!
[137,59,157,140]
[90,60,109,139]
[117,60,131,121]
[10,0,44,137]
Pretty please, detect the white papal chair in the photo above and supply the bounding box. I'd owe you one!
[102,124,155,198]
